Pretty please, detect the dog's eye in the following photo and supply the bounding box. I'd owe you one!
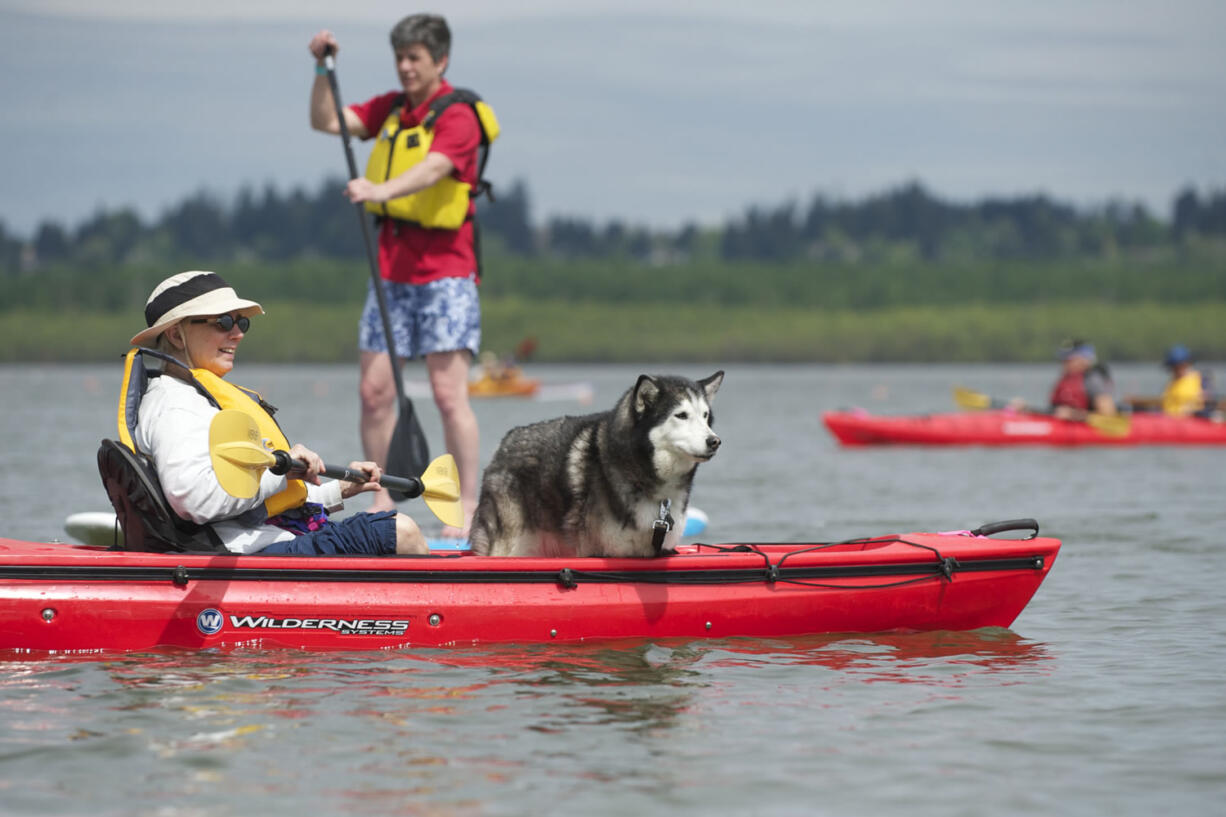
[675,411,688,420]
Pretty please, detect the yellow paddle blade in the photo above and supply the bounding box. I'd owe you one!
[1086,413,1132,437]
[209,410,274,498]
[420,454,463,528]
[953,386,992,410]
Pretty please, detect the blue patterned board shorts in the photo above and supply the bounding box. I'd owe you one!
[359,275,481,360]
[259,511,398,556]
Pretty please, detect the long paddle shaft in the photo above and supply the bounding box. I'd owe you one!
[322,51,430,488]
[953,386,1131,437]
[269,451,420,497]
[208,410,463,528]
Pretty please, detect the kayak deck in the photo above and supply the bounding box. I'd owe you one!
[62,507,711,551]
[0,530,1059,654]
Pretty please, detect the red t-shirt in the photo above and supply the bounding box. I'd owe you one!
[350,79,481,284]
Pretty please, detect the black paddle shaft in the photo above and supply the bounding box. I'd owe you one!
[322,49,430,488]
[270,450,424,499]
[322,51,408,406]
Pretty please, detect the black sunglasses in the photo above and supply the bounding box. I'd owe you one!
[190,314,250,333]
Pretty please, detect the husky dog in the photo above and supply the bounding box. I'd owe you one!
[469,371,724,558]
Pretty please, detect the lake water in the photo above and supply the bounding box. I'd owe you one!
[2,362,1224,816]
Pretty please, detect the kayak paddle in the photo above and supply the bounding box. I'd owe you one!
[953,386,1131,437]
[208,410,462,528]
[322,48,430,497]
[1124,394,1165,412]
[1125,394,1221,414]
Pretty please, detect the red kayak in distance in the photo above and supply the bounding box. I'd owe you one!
[824,408,1226,446]
[0,521,1058,655]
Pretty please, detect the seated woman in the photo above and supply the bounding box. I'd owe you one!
[127,270,426,555]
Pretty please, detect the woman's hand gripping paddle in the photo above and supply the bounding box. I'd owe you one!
[953,386,1131,437]
[208,410,462,528]
[322,47,430,496]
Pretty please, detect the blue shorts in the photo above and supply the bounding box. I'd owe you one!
[259,511,398,556]
[359,275,481,360]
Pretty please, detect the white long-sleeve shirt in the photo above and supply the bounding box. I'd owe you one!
[134,375,344,554]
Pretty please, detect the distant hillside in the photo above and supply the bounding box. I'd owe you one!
[4,178,1224,364]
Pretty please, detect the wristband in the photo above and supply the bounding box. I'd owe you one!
[315,64,328,76]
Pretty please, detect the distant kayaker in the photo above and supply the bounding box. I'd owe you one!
[124,271,427,556]
[1048,340,1118,419]
[308,14,495,538]
[1160,344,1209,416]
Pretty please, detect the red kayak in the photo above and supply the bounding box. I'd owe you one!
[824,409,1226,446]
[0,521,1058,654]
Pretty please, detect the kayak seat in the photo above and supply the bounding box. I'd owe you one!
[96,439,226,553]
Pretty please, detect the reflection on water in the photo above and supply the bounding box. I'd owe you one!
[2,628,1051,744]
[2,629,1057,817]
[709,628,1051,680]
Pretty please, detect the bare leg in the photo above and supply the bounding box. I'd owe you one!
[426,349,479,537]
[359,350,399,513]
[394,512,427,554]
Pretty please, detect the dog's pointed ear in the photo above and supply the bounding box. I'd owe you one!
[699,371,724,401]
[633,375,660,418]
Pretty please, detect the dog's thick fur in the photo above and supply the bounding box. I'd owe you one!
[468,371,724,558]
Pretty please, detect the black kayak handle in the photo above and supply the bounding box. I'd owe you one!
[971,519,1039,539]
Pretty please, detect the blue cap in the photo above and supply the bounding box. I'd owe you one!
[1164,344,1192,367]
[1059,342,1096,362]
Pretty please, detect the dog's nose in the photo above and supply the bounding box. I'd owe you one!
[707,434,721,451]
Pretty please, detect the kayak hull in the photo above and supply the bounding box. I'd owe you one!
[0,531,1059,655]
[824,409,1226,446]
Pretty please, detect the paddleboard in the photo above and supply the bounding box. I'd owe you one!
[63,506,710,550]
[405,380,594,403]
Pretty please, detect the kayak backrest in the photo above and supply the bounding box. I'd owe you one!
[96,439,226,553]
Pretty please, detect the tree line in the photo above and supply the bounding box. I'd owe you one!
[3,178,1226,277]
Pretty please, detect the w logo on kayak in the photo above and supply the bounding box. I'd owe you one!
[196,608,224,635]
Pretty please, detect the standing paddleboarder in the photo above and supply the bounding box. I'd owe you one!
[309,14,498,536]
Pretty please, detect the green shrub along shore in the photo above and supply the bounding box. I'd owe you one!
[3,251,1224,363]
[5,298,1224,364]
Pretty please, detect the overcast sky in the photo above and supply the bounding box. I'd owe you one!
[2,0,1223,236]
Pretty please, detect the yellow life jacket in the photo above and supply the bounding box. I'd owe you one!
[362,88,499,229]
[1162,369,1205,416]
[118,347,307,517]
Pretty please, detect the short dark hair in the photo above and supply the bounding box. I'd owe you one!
[390,14,451,63]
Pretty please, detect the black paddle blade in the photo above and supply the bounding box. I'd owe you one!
[385,397,430,501]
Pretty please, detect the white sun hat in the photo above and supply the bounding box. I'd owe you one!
[130,271,264,347]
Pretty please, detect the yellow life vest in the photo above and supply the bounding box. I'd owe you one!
[1162,369,1205,416]
[117,348,307,517]
[362,88,499,229]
